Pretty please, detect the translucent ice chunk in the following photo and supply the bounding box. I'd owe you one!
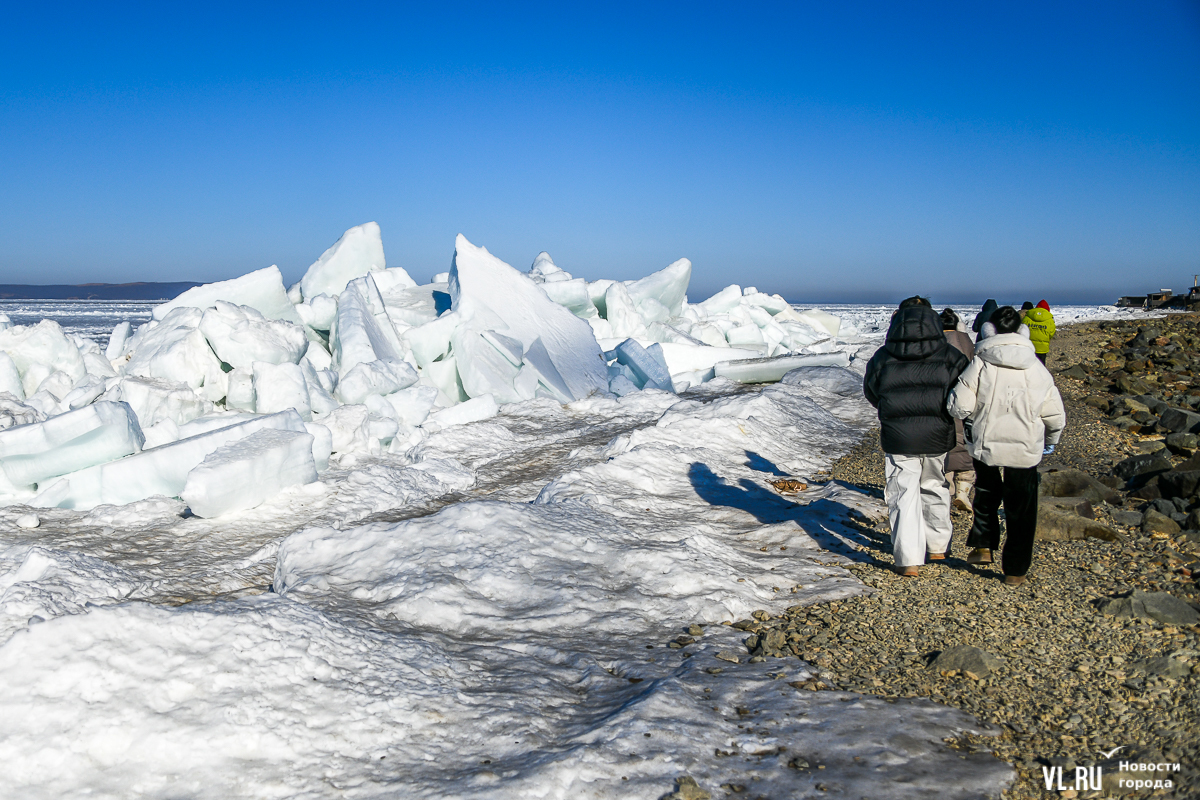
[0,352,24,400]
[603,282,649,339]
[253,362,311,419]
[103,376,212,429]
[0,401,144,488]
[654,343,762,376]
[541,279,597,319]
[713,352,851,384]
[423,394,498,430]
[153,265,302,324]
[123,307,226,397]
[32,410,307,510]
[331,275,407,375]
[626,257,691,318]
[295,294,338,333]
[199,302,308,369]
[105,321,132,360]
[450,235,607,401]
[614,339,673,392]
[181,428,317,518]
[300,222,386,301]
[0,320,87,397]
[794,309,842,338]
[695,284,743,315]
[334,359,418,405]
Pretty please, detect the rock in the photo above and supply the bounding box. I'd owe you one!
[1187,510,1200,531]
[1110,509,1144,527]
[14,513,39,529]
[1039,469,1119,505]
[1142,509,1181,535]
[752,628,787,656]
[1135,439,1166,454]
[1082,394,1110,410]
[1129,476,1162,501]
[1059,364,1089,380]
[1037,500,1119,542]
[928,645,1004,678]
[1131,656,1191,679]
[1159,406,1200,434]
[1097,589,1200,625]
[1042,496,1095,519]
[1134,394,1170,415]
[1165,432,1199,456]
[1158,470,1200,501]
[663,776,712,800]
[1115,374,1151,395]
[1113,451,1174,482]
[714,651,740,664]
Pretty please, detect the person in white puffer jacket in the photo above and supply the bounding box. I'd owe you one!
[947,306,1066,585]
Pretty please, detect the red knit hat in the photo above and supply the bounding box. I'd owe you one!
[1037,299,1050,310]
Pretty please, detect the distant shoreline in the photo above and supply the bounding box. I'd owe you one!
[0,282,201,301]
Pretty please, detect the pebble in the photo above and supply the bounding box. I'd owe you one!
[15,513,39,529]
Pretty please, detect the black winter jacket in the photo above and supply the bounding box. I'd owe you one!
[863,306,970,456]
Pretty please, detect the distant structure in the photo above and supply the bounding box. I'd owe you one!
[1114,277,1200,310]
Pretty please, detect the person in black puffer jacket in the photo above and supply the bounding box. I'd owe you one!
[864,297,970,577]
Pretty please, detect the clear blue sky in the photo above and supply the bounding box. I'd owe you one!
[1,1,1197,304]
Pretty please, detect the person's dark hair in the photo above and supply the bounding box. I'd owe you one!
[1021,301,1034,311]
[939,308,959,329]
[898,295,932,310]
[992,305,1022,334]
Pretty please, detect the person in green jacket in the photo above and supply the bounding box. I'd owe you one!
[1022,299,1055,364]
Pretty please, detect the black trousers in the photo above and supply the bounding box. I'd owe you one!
[1035,352,1047,364]
[965,459,1040,577]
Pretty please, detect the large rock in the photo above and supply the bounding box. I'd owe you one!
[928,645,1004,678]
[1097,590,1200,625]
[1158,470,1200,501]
[1037,499,1119,542]
[449,235,608,402]
[1131,656,1191,679]
[1039,468,1119,505]
[1165,432,1199,456]
[1160,406,1200,434]
[1142,508,1181,535]
[1113,451,1174,482]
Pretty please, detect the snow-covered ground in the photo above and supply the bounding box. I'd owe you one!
[0,228,1153,798]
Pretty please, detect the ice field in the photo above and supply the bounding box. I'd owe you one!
[0,224,1145,798]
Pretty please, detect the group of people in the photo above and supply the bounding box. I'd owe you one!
[863,297,1065,585]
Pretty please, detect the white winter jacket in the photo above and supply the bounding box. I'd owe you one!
[946,332,1066,468]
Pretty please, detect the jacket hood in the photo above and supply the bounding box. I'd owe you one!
[884,306,948,360]
[1036,300,1050,311]
[972,299,999,332]
[1024,306,1053,323]
[975,332,1040,369]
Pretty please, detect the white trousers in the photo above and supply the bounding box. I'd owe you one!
[884,453,953,567]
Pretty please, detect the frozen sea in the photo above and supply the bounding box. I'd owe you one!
[0,299,1152,799]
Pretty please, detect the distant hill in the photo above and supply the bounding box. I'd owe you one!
[0,282,202,301]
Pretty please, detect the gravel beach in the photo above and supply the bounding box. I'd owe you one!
[715,316,1200,799]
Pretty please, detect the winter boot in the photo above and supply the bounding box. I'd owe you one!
[966,547,992,565]
[952,471,975,512]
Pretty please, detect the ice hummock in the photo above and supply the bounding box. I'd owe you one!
[0,220,868,519]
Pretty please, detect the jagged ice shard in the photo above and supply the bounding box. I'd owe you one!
[448,234,608,402]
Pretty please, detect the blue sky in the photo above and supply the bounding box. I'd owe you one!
[1,2,1197,304]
